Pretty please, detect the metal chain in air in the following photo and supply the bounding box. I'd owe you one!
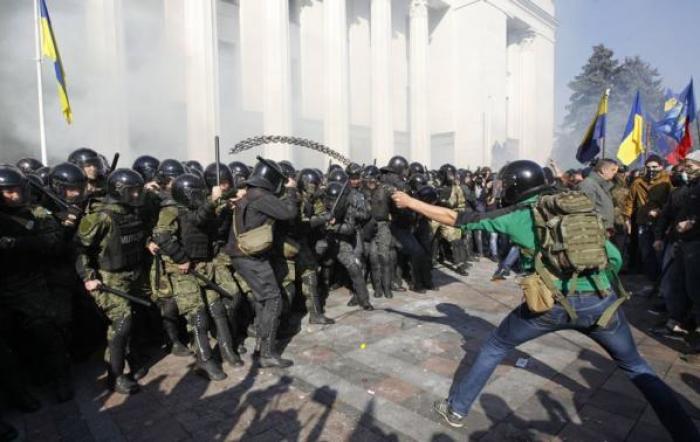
[229,135,352,166]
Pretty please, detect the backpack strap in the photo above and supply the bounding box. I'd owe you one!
[534,253,578,322]
[595,272,630,328]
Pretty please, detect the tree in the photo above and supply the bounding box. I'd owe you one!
[554,45,665,167]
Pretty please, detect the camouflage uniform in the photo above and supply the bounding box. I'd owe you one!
[152,194,241,367]
[437,184,470,274]
[75,201,147,383]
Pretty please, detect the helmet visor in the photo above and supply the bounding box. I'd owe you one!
[121,185,145,207]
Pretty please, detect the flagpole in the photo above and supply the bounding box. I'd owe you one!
[601,88,610,159]
[33,0,48,165]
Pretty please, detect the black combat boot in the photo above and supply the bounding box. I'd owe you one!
[163,318,191,357]
[258,300,293,368]
[211,302,244,367]
[259,337,294,368]
[108,318,139,395]
[307,295,334,325]
[191,311,227,381]
[451,242,469,276]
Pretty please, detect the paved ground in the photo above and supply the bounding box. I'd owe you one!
[5,260,700,441]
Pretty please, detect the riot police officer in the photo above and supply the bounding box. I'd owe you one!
[75,169,148,394]
[311,182,374,311]
[152,173,240,380]
[68,147,108,199]
[0,165,73,402]
[224,159,298,368]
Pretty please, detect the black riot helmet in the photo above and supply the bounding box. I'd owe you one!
[382,155,409,176]
[327,164,343,176]
[184,160,203,173]
[35,166,51,185]
[408,173,429,193]
[68,147,106,180]
[439,164,457,185]
[408,162,425,177]
[345,162,363,179]
[49,162,87,204]
[204,162,233,190]
[107,168,145,207]
[246,158,285,194]
[16,158,44,173]
[172,173,208,209]
[415,185,438,204]
[0,165,30,208]
[363,165,380,181]
[298,168,322,193]
[328,169,348,184]
[228,161,250,179]
[132,155,160,182]
[279,160,296,179]
[496,160,548,207]
[156,159,186,185]
[323,181,347,212]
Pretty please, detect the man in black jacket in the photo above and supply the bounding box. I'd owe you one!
[225,159,298,368]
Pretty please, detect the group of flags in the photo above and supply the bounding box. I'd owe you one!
[576,79,698,166]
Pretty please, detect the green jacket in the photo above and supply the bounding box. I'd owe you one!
[458,196,622,293]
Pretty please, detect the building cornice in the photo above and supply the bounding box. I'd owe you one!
[451,0,557,31]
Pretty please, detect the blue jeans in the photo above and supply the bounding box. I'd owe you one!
[448,292,699,441]
[498,246,520,272]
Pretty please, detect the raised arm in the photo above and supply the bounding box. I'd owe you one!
[391,191,458,226]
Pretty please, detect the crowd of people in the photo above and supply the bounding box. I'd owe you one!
[1,147,699,441]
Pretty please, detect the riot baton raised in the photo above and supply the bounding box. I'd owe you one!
[100,284,153,307]
[27,179,82,218]
[110,153,120,173]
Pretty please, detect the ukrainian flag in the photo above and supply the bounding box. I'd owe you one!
[617,91,645,166]
[576,89,609,163]
[40,0,72,124]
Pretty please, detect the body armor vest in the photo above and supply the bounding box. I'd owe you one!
[178,207,214,261]
[99,208,145,271]
[367,188,390,221]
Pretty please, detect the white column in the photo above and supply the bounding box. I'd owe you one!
[263,0,293,160]
[519,37,537,160]
[183,0,220,162]
[532,34,555,164]
[323,0,350,156]
[371,0,393,164]
[452,1,507,167]
[409,0,430,165]
[85,0,129,154]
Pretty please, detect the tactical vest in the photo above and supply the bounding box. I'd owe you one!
[99,208,146,271]
[178,207,214,261]
[369,187,390,221]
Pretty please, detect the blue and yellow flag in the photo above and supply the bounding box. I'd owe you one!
[616,91,645,166]
[40,0,72,124]
[576,89,609,163]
